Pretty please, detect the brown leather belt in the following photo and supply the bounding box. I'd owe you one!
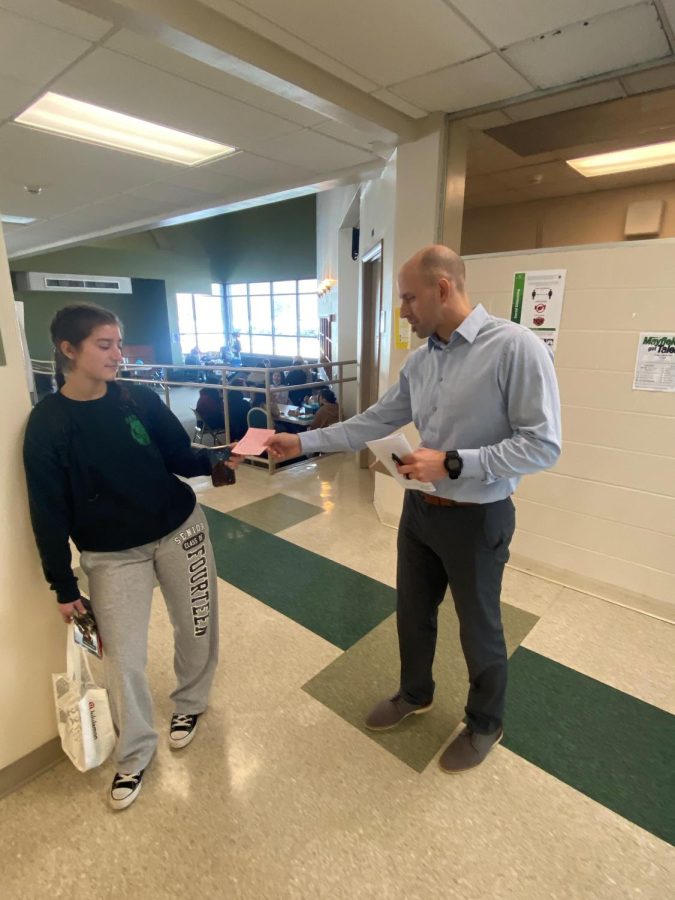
[418,493,480,508]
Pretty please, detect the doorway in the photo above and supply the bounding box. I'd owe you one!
[359,240,383,468]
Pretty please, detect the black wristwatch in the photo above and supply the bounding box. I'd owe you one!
[444,450,463,480]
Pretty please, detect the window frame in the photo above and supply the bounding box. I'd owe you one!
[225,278,320,358]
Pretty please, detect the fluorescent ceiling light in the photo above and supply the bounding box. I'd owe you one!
[15,92,236,166]
[1,214,37,225]
[567,140,675,177]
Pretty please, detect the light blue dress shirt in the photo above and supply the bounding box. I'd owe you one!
[300,304,561,503]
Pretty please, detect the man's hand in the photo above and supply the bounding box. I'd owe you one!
[58,597,87,624]
[396,448,447,482]
[265,433,302,460]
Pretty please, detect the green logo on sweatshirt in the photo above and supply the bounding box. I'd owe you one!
[125,414,150,446]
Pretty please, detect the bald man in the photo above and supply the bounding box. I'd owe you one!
[265,245,561,773]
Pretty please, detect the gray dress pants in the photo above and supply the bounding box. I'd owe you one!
[80,505,219,773]
[396,491,515,734]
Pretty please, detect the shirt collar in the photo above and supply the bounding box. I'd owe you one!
[427,304,488,351]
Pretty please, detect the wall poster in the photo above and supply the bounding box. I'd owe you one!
[395,307,411,350]
[633,333,675,392]
[511,269,566,354]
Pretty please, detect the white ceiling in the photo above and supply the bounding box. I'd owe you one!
[2,0,675,257]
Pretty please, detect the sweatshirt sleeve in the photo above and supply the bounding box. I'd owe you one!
[138,387,213,478]
[23,411,80,604]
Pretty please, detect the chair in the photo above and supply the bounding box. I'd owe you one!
[246,406,269,429]
[192,409,225,445]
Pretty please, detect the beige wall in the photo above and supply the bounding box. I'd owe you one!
[465,240,675,606]
[316,186,360,416]
[462,180,675,255]
[0,227,64,771]
[361,129,449,524]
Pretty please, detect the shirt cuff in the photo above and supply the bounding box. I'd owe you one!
[458,449,484,480]
[299,431,323,453]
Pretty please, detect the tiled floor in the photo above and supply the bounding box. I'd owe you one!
[2,454,674,899]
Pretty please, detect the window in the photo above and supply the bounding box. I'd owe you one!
[225,279,320,358]
[177,283,225,354]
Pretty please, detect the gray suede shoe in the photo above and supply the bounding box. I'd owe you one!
[365,693,433,731]
[438,726,503,773]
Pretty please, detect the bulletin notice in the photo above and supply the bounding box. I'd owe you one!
[633,333,675,392]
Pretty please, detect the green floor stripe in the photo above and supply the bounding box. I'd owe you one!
[303,596,538,772]
[227,493,324,534]
[203,506,395,649]
[504,647,675,846]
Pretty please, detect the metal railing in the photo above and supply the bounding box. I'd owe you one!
[31,358,357,474]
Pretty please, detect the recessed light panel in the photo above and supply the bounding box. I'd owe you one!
[567,141,675,177]
[15,92,236,166]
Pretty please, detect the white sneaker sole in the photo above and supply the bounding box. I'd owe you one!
[169,725,198,750]
[109,780,142,811]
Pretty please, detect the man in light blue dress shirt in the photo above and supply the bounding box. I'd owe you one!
[265,245,561,773]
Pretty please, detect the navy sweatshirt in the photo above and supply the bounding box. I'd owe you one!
[23,382,212,603]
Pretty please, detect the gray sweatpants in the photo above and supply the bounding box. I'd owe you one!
[80,505,219,773]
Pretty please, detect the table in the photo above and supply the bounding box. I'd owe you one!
[274,403,316,430]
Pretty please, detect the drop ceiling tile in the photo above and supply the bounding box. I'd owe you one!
[0,8,91,85]
[158,167,261,196]
[219,0,490,86]
[0,0,111,41]
[53,49,301,150]
[506,81,626,121]
[391,54,532,113]
[201,0,379,92]
[105,30,330,128]
[503,4,670,90]
[122,181,211,207]
[312,120,392,153]
[0,76,39,121]
[491,159,588,189]
[0,123,176,217]
[204,152,312,185]
[245,129,377,173]
[460,110,513,129]
[369,89,428,119]
[451,0,638,47]
[660,0,675,34]
[622,61,675,94]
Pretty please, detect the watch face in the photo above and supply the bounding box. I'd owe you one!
[445,452,461,477]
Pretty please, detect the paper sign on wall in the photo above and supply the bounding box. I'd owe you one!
[395,308,411,350]
[511,269,566,354]
[633,333,675,392]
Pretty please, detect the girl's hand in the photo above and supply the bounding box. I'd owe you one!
[225,443,244,469]
[58,597,87,624]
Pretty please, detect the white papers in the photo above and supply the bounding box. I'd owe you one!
[366,434,436,493]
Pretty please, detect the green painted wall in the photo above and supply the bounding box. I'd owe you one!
[11,232,213,364]
[10,195,317,364]
[184,195,317,284]
[14,278,171,363]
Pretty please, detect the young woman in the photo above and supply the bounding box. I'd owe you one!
[307,388,340,430]
[23,304,228,811]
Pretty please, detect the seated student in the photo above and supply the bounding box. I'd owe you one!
[247,359,271,387]
[195,387,225,432]
[250,390,279,419]
[308,388,339,430]
[226,378,250,441]
[271,369,288,405]
[286,357,309,406]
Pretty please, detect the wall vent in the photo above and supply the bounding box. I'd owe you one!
[15,271,133,293]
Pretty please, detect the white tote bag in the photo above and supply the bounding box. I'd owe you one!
[52,625,116,772]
